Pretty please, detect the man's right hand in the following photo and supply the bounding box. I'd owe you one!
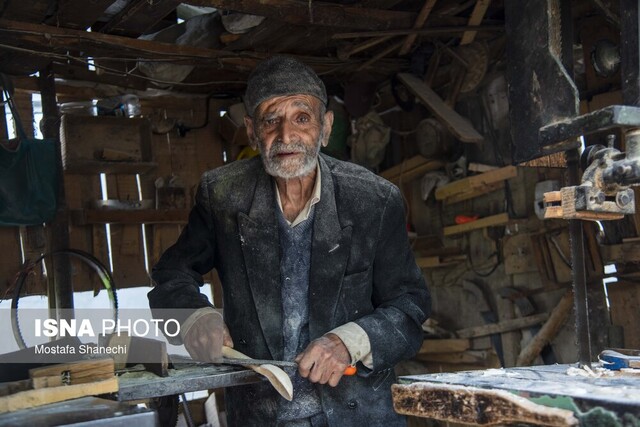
[183,311,234,362]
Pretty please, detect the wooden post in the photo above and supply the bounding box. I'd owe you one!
[38,64,74,315]
[516,291,574,367]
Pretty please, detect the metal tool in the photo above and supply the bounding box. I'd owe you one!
[222,357,298,369]
[222,357,357,376]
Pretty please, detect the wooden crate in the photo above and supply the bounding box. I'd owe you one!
[60,115,154,174]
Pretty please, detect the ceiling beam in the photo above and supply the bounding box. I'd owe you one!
[0,19,359,76]
[187,0,416,30]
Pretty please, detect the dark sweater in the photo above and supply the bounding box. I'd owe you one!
[277,204,322,422]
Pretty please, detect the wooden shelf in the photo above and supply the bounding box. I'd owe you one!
[64,161,158,175]
[71,209,189,225]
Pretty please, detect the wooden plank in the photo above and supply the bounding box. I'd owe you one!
[30,359,115,388]
[109,175,149,287]
[71,209,190,225]
[399,0,439,55]
[456,313,548,338]
[415,255,466,268]
[443,212,509,237]
[460,0,492,45]
[516,291,573,366]
[64,173,102,293]
[332,24,503,40]
[380,157,445,185]
[0,380,32,397]
[392,382,578,426]
[607,281,640,349]
[0,378,119,413]
[380,155,432,181]
[397,73,483,143]
[418,339,470,354]
[188,0,416,30]
[435,165,517,203]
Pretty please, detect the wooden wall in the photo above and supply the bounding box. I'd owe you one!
[1,91,228,307]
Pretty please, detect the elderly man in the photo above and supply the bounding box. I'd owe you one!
[149,56,430,426]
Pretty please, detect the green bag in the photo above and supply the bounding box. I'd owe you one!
[0,83,58,226]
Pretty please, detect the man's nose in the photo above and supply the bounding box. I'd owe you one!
[276,119,294,143]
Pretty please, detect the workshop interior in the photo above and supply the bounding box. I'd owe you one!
[0,0,639,426]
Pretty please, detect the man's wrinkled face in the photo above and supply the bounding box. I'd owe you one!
[245,94,333,179]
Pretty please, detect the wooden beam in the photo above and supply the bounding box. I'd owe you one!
[379,156,445,185]
[0,19,243,64]
[337,36,395,60]
[398,0,438,56]
[443,212,509,237]
[71,209,190,225]
[435,165,518,203]
[397,73,484,143]
[189,0,416,30]
[516,291,574,366]
[456,313,549,338]
[460,0,492,45]
[358,40,404,70]
[332,25,503,39]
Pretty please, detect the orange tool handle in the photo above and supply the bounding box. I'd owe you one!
[343,365,357,376]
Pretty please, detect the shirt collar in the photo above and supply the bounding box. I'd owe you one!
[275,162,322,227]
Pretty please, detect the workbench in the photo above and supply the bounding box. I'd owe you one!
[117,362,262,401]
[393,363,640,426]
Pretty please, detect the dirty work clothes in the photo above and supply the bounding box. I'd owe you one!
[149,154,431,426]
[277,205,322,422]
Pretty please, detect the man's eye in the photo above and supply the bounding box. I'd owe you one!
[263,118,278,127]
[296,115,310,124]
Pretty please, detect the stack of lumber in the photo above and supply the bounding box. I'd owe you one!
[0,359,118,413]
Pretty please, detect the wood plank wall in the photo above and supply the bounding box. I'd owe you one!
[1,92,226,308]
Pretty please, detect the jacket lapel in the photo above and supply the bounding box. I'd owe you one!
[238,169,283,360]
[309,156,353,340]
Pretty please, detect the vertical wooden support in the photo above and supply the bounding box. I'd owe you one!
[38,64,74,314]
[620,0,640,106]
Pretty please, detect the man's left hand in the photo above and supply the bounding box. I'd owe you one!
[295,333,351,387]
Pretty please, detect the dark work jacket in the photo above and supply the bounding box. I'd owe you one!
[148,154,431,427]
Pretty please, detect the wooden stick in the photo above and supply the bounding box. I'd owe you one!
[338,35,395,60]
[398,0,438,55]
[358,40,404,70]
[332,25,504,39]
[460,0,492,45]
[456,313,548,338]
[517,291,574,366]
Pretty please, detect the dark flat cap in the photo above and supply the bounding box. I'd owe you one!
[243,56,327,117]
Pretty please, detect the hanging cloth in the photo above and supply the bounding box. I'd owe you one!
[0,75,58,226]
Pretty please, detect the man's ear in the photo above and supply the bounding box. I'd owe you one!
[244,116,258,150]
[321,110,334,148]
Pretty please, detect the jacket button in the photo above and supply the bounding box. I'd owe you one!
[347,400,357,409]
